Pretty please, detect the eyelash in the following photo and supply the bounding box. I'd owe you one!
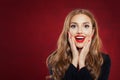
[70,24,90,29]
[84,25,90,28]
[70,24,77,28]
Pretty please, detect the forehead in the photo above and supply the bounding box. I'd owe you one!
[70,14,91,23]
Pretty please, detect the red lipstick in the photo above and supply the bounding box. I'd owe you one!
[75,35,85,43]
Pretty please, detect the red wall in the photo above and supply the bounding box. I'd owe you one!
[0,0,120,80]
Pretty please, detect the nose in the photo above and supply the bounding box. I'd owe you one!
[77,27,82,34]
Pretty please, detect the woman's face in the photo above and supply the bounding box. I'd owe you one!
[69,14,94,48]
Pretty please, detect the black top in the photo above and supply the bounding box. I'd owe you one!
[49,53,111,80]
[63,53,111,80]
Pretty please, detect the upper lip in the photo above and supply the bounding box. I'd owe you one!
[75,35,85,39]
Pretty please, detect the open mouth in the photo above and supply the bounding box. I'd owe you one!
[75,35,85,43]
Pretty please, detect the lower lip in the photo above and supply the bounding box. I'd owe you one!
[76,38,85,43]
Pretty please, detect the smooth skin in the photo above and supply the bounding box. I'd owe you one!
[68,14,94,69]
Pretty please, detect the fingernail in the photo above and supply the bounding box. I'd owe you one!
[88,40,90,42]
[67,32,70,38]
[68,32,71,38]
[92,35,94,38]
[70,34,72,38]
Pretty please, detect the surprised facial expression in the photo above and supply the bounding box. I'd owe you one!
[69,14,94,48]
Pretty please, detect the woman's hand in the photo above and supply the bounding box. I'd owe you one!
[68,32,92,69]
[68,32,79,68]
[78,36,92,69]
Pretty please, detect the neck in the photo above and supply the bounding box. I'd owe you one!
[77,47,82,53]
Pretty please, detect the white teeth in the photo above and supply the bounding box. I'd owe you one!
[76,37,84,38]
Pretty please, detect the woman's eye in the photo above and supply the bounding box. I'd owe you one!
[70,24,77,28]
[84,25,90,28]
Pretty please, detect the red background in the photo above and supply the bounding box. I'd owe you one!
[0,0,120,80]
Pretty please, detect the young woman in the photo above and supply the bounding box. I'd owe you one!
[46,9,111,80]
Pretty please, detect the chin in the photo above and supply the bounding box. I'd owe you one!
[76,44,84,48]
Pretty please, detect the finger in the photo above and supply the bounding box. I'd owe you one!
[84,34,92,47]
[68,32,74,45]
[68,32,78,53]
[68,32,72,45]
[84,38,91,49]
[80,37,91,56]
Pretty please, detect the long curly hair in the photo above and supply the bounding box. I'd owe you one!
[46,9,103,80]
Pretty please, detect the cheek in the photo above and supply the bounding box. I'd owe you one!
[83,29,93,36]
[69,29,77,35]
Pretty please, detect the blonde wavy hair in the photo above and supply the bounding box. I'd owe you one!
[46,9,103,80]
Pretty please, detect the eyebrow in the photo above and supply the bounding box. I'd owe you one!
[83,22,90,24]
[70,22,90,25]
[70,22,78,25]
[83,22,90,25]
